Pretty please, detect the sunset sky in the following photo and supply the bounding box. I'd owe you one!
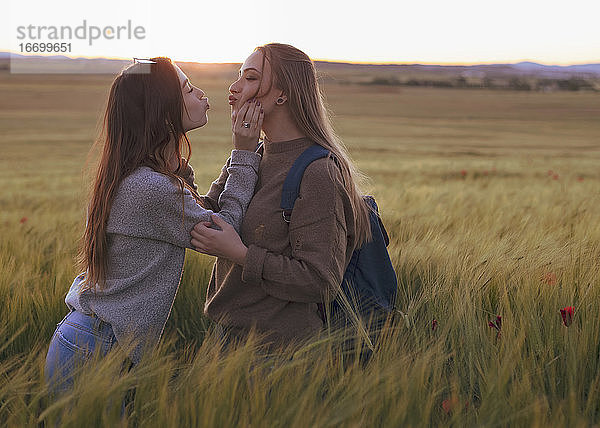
[4,0,600,65]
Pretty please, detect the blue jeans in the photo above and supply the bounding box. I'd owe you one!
[45,310,117,395]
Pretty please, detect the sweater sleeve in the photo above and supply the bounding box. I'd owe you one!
[107,150,260,248]
[240,158,352,303]
[201,142,262,211]
[198,158,231,212]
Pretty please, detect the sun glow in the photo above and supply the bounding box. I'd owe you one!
[4,0,600,65]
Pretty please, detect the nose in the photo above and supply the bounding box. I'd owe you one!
[197,88,205,98]
[229,78,240,94]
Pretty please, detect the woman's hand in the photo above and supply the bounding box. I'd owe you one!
[191,215,248,265]
[232,99,264,151]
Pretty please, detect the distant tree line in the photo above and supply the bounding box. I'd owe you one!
[363,75,598,92]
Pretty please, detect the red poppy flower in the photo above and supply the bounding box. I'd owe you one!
[460,170,467,177]
[560,307,574,327]
[442,397,458,414]
[577,177,584,182]
[488,315,501,331]
[553,174,559,180]
[441,397,469,414]
[20,217,27,224]
[488,315,501,338]
[432,319,438,331]
[542,272,557,286]
[547,169,553,176]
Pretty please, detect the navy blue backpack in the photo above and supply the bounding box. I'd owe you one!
[281,145,398,331]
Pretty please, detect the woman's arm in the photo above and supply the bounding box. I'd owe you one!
[157,149,260,242]
[193,102,264,211]
[200,159,230,211]
[199,145,263,211]
[106,150,260,249]
[191,158,353,304]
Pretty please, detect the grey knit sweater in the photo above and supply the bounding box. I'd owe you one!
[65,150,261,362]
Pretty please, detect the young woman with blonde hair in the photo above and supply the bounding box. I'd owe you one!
[191,43,372,347]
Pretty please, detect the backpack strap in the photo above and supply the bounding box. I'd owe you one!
[281,145,331,223]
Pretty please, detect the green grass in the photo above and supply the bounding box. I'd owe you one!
[1,66,599,427]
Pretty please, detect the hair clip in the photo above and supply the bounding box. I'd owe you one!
[133,58,157,64]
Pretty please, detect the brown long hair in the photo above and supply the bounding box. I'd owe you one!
[78,57,198,290]
[255,43,372,246]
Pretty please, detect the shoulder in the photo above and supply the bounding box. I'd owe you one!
[114,167,188,210]
[301,156,345,196]
[120,167,182,195]
[297,156,349,214]
[292,155,351,226]
[302,156,343,186]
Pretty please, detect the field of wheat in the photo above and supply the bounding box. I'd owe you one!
[1,64,599,427]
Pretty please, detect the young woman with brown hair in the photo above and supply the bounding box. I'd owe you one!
[190,43,372,348]
[45,57,263,392]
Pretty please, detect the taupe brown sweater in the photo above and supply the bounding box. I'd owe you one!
[204,138,357,346]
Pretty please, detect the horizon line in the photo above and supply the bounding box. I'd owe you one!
[3,50,600,67]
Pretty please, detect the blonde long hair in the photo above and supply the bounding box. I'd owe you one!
[255,43,372,246]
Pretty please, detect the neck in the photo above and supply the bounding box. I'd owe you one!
[262,107,305,143]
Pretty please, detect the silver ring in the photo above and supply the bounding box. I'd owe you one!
[242,122,250,128]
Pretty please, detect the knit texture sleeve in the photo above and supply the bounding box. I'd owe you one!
[107,150,260,248]
[241,158,351,303]
[199,158,231,211]
[202,141,262,210]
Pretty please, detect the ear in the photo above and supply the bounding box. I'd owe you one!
[275,93,287,105]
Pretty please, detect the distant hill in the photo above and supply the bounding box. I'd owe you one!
[1,52,599,76]
[512,61,600,76]
[313,60,600,79]
[1,53,599,92]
